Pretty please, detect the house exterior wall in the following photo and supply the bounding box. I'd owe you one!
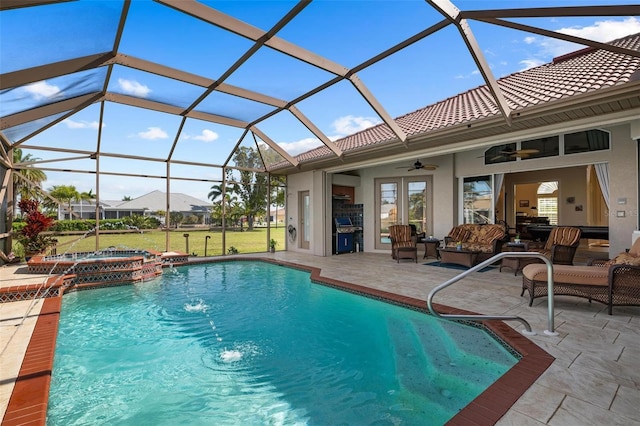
[285,171,323,254]
[453,122,637,256]
[287,119,638,258]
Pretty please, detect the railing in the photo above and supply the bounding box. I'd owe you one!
[427,252,559,336]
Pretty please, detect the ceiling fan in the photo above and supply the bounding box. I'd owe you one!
[488,148,539,161]
[397,160,438,171]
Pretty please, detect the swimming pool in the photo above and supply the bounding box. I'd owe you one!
[47,261,518,425]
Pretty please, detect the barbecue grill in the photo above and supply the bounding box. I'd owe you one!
[334,217,362,254]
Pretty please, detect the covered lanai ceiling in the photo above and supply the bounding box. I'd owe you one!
[2,0,640,194]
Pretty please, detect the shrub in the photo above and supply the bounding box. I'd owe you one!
[16,199,56,254]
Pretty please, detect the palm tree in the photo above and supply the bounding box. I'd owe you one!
[12,148,47,210]
[208,183,223,203]
[78,189,96,218]
[48,185,79,219]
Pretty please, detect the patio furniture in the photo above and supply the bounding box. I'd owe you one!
[439,247,482,268]
[421,237,441,260]
[522,262,640,314]
[443,223,506,264]
[500,242,539,275]
[0,250,21,265]
[389,225,417,262]
[524,226,582,265]
[522,238,640,314]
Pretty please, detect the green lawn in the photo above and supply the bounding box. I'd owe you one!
[19,227,287,257]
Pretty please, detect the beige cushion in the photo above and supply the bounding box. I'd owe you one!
[522,264,609,286]
[628,238,640,257]
[604,252,640,266]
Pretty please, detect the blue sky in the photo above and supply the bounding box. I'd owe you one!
[2,0,639,201]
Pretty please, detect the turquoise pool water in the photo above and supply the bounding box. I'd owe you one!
[48,261,517,425]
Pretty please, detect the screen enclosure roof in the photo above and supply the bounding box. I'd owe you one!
[2,0,640,180]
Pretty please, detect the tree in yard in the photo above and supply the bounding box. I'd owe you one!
[231,146,268,231]
[78,189,96,218]
[208,183,223,203]
[270,175,286,227]
[48,185,80,219]
[169,212,183,228]
[11,148,47,210]
[210,192,238,227]
[122,195,133,201]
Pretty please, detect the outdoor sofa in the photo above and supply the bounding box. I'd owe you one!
[444,223,507,263]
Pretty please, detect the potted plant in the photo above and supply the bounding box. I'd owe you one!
[16,199,56,259]
[514,233,521,244]
[269,239,278,253]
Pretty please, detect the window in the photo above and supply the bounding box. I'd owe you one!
[521,136,559,160]
[463,175,492,224]
[483,143,517,165]
[564,129,610,154]
[537,181,558,225]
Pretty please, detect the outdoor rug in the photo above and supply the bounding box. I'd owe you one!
[423,261,494,273]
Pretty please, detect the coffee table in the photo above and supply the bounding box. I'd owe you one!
[438,247,482,268]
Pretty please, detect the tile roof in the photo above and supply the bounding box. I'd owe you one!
[290,32,640,166]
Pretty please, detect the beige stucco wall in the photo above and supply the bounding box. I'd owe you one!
[287,122,638,257]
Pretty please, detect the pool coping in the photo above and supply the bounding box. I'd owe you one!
[2,257,554,426]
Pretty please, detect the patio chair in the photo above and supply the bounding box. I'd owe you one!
[525,226,582,265]
[389,225,417,263]
[409,224,426,244]
[0,250,21,265]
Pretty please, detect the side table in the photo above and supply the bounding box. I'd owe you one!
[500,242,539,275]
[421,238,441,260]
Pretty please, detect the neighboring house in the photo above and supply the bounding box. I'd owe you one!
[58,191,211,224]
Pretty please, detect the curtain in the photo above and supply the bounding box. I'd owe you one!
[586,129,609,150]
[594,163,610,209]
[493,173,504,208]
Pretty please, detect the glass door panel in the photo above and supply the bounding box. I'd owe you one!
[463,175,492,224]
[407,181,427,234]
[376,180,400,249]
[299,191,310,249]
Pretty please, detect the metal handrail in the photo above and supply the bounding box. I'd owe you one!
[427,252,558,336]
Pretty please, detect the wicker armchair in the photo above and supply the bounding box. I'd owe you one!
[525,226,581,265]
[389,225,417,263]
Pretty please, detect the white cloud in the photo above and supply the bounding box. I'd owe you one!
[63,119,103,129]
[138,127,167,140]
[520,17,640,65]
[24,81,61,100]
[278,137,323,156]
[118,78,151,97]
[193,129,219,142]
[518,58,545,71]
[558,17,640,44]
[332,115,381,137]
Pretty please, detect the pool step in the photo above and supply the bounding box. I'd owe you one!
[386,317,467,419]
[411,318,516,380]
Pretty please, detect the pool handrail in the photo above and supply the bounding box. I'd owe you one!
[427,252,558,336]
